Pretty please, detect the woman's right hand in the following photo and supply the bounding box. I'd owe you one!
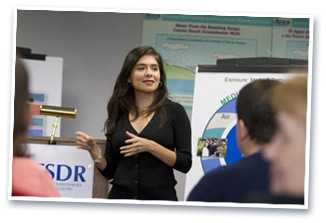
[75,131,102,161]
[75,131,107,170]
[75,131,96,150]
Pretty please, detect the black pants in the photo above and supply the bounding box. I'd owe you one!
[109,184,178,201]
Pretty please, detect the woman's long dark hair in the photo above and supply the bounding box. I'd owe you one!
[104,46,169,139]
[14,53,30,157]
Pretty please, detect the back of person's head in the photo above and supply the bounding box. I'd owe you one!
[14,53,30,157]
[236,79,281,145]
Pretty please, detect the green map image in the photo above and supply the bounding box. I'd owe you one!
[164,63,194,80]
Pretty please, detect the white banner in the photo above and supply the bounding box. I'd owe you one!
[184,70,291,199]
[29,144,94,198]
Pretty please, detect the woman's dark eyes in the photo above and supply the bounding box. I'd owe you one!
[136,66,158,71]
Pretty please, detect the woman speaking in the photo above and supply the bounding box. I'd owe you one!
[76,46,192,200]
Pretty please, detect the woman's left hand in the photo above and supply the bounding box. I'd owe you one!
[120,131,154,157]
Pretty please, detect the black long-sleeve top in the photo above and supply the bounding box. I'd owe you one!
[100,100,192,197]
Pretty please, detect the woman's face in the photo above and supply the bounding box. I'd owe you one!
[264,111,306,197]
[129,54,161,94]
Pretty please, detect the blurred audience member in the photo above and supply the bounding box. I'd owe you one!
[12,54,59,197]
[263,75,307,204]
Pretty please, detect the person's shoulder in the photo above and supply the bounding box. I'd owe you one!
[202,155,263,179]
[218,152,269,179]
[12,157,51,183]
[12,158,59,197]
[237,152,268,169]
[194,158,260,190]
[187,168,223,201]
[199,165,235,184]
[165,99,186,112]
[13,157,42,172]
